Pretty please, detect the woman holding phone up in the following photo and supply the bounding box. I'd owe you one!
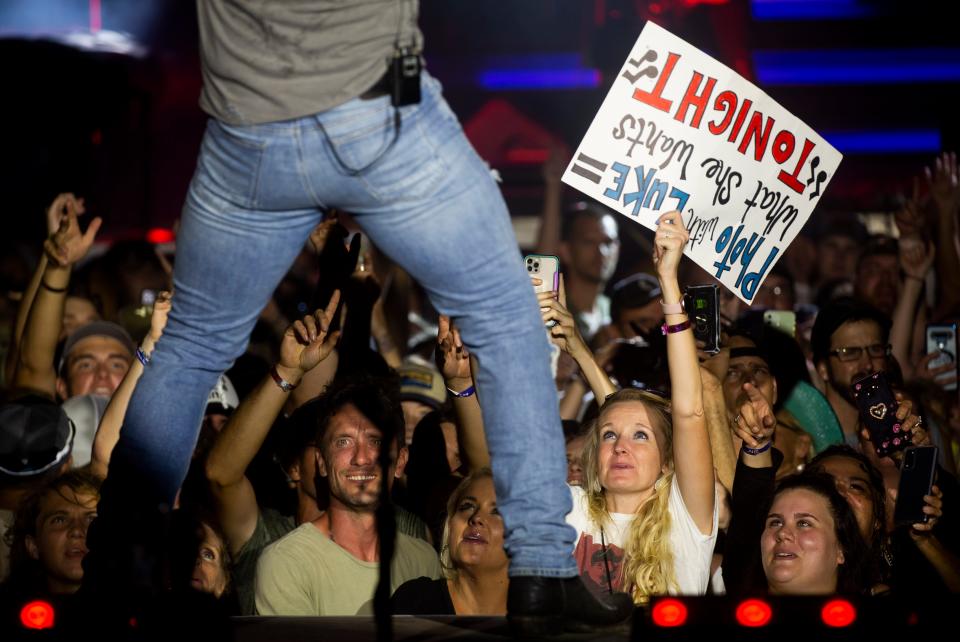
[540,212,718,599]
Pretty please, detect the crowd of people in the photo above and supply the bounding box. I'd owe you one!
[1,149,958,630]
[2,1,960,636]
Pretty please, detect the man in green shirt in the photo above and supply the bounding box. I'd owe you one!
[255,376,440,615]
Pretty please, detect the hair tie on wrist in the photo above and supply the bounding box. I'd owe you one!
[136,347,151,367]
[447,384,476,398]
[40,280,68,293]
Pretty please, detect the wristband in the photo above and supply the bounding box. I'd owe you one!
[40,280,68,293]
[270,365,298,392]
[660,299,684,315]
[742,441,772,456]
[660,318,691,335]
[447,384,476,398]
[135,347,151,367]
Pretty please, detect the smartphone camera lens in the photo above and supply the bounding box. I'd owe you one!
[534,262,539,269]
[527,265,532,272]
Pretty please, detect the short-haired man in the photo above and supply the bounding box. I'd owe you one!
[55,321,135,401]
[558,204,621,343]
[255,377,440,615]
[854,235,900,318]
[812,298,892,446]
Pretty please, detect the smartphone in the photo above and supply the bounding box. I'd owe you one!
[851,371,912,458]
[926,323,958,392]
[525,254,560,328]
[683,284,720,354]
[140,289,157,307]
[894,446,938,527]
[763,310,796,338]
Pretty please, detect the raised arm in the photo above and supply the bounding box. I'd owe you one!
[654,212,714,534]
[539,275,617,400]
[89,291,172,478]
[437,315,489,471]
[205,291,340,556]
[890,197,934,374]
[700,364,737,492]
[926,152,960,316]
[14,195,101,396]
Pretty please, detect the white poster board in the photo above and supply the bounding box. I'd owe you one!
[562,21,842,303]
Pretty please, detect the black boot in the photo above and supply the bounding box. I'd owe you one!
[507,575,634,636]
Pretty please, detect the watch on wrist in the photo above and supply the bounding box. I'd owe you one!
[270,365,298,392]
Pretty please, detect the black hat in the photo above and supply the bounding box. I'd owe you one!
[0,395,75,478]
[611,273,661,321]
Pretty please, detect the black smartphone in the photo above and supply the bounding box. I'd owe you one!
[894,446,938,527]
[926,323,958,392]
[684,284,720,354]
[851,371,911,458]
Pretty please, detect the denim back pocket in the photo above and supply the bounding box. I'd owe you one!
[318,96,458,204]
[198,119,268,208]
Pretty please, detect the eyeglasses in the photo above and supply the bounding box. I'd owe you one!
[828,343,891,362]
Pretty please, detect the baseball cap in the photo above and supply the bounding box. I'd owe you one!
[58,321,136,374]
[0,395,75,478]
[611,273,661,321]
[398,364,447,409]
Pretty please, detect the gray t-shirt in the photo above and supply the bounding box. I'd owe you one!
[197,0,423,125]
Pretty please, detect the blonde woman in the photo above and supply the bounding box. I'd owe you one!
[392,469,508,615]
[540,212,717,601]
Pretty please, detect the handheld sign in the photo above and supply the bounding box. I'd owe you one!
[562,21,842,304]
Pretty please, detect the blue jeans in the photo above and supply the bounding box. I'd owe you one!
[103,73,576,577]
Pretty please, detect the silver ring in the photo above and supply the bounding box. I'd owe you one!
[734,414,741,424]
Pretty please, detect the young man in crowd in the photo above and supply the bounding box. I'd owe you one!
[812,298,892,446]
[854,236,901,318]
[557,205,621,343]
[254,377,440,615]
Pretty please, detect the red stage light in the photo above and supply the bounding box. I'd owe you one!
[652,598,688,627]
[821,599,856,628]
[735,598,772,627]
[146,228,175,244]
[20,600,55,630]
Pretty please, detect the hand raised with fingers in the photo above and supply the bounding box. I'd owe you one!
[889,484,944,536]
[43,196,101,268]
[652,211,689,281]
[894,177,927,240]
[732,382,776,449]
[538,274,588,358]
[45,193,86,237]
[925,151,960,214]
[279,290,341,376]
[148,291,173,343]
[308,215,340,255]
[912,351,958,389]
[899,236,935,281]
[436,315,471,387]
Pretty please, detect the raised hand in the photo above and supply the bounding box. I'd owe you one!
[43,196,102,267]
[894,177,928,240]
[925,151,960,215]
[912,351,958,390]
[652,211,689,282]
[147,291,173,343]
[888,484,944,535]
[45,193,86,236]
[278,290,341,376]
[732,382,776,449]
[899,236,935,281]
[538,274,588,358]
[436,315,471,388]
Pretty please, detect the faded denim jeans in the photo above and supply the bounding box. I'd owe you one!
[93,73,576,578]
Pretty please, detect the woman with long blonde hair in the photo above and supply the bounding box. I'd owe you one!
[541,212,717,601]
